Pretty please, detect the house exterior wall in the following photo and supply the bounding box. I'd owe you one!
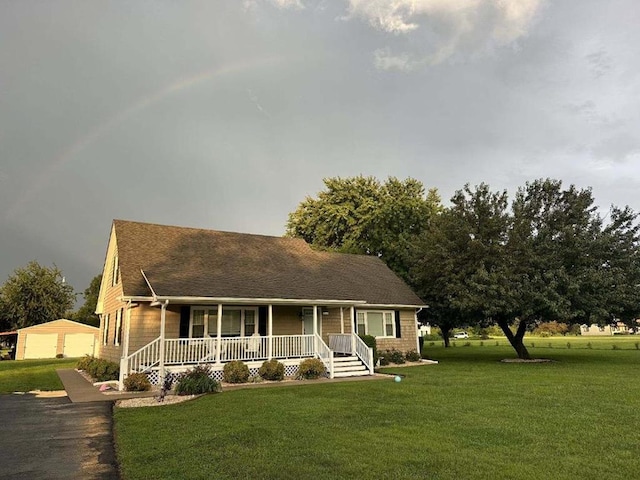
[580,324,613,336]
[127,304,179,355]
[271,306,304,335]
[367,308,418,354]
[15,320,99,360]
[97,229,127,363]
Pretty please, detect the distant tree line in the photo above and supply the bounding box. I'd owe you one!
[287,176,640,359]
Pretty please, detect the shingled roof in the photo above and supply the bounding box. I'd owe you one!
[113,220,424,306]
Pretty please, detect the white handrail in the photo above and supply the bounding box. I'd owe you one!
[353,334,374,374]
[314,334,334,379]
[125,336,161,375]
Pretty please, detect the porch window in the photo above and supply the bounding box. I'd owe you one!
[192,310,205,338]
[245,310,256,335]
[221,310,242,337]
[356,310,395,338]
[190,307,257,338]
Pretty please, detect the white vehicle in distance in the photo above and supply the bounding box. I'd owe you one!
[453,332,469,339]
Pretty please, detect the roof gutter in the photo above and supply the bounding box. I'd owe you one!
[119,295,369,307]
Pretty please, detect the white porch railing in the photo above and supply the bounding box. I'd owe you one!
[328,334,352,354]
[125,336,161,373]
[123,335,317,374]
[314,334,334,379]
[121,334,375,382]
[353,334,374,374]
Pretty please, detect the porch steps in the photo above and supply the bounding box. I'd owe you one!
[332,355,369,378]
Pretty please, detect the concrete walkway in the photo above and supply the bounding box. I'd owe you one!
[56,369,156,403]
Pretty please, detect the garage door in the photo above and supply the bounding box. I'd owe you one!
[63,333,96,358]
[24,333,58,359]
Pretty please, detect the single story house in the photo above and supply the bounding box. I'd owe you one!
[96,220,426,388]
[15,319,99,360]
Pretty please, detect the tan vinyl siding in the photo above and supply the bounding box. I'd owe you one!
[320,307,352,342]
[375,309,419,354]
[15,320,99,360]
[271,306,304,335]
[127,305,179,354]
[97,229,128,363]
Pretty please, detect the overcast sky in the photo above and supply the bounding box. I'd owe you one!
[1,0,639,298]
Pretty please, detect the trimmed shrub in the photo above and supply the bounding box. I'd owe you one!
[297,358,326,379]
[77,356,119,382]
[223,360,250,383]
[380,349,405,365]
[124,373,151,392]
[405,350,421,362]
[175,365,220,395]
[76,355,95,371]
[258,359,284,381]
[359,334,378,367]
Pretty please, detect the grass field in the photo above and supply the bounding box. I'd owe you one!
[435,334,640,351]
[114,345,640,480]
[0,358,77,393]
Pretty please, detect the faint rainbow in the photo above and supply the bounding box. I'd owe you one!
[6,57,281,221]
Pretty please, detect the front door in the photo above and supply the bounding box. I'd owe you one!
[302,308,314,335]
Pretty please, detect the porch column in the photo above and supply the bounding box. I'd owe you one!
[340,308,344,334]
[415,310,421,354]
[267,304,273,360]
[122,301,130,359]
[216,304,222,363]
[313,306,318,336]
[350,306,356,352]
[159,300,168,384]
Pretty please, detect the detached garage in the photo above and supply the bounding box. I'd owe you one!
[16,320,99,360]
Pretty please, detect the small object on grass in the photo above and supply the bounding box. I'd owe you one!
[394,375,402,383]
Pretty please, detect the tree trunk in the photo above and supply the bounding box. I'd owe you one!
[497,318,531,360]
[441,326,451,347]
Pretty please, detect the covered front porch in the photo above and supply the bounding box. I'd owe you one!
[118,300,374,388]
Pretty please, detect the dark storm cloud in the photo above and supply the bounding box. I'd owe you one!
[1,0,639,297]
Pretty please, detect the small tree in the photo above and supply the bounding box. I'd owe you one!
[0,262,76,329]
[73,274,102,327]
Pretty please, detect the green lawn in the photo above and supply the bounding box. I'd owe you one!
[0,358,77,393]
[438,334,640,350]
[114,346,640,480]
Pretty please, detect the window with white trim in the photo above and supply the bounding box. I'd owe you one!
[190,307,257,338]
[356,310,395,338]
[103,314,110,345]
[111,255,119,286]
[114,309,123,346]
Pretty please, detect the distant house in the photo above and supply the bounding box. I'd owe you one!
[580,322,636,336]
[15,319,99,360]
[96,220,425,388]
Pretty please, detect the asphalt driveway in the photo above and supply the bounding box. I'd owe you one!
[0,394,118,479]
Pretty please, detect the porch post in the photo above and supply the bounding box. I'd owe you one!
[351,306,357,352]
[123,300,132,359]
[216,304,222,363]
[340,307,344,334]
[267,304,273,360]
[159,300,168,384]
[313,306,318,336]
[415,310,421,355]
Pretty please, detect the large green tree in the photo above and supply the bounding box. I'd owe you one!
[412,179,640,359]
[0,261,76,329]
[72,274,102,327]
[287,176,442,280]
